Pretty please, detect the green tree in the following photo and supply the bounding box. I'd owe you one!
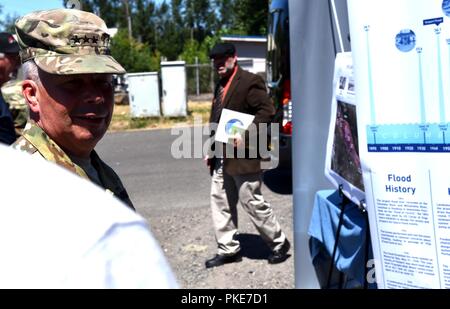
[0,13,20,33]
[62,0,94,13]
[62,0,126,28]
[233,0,268,35]
[0,3,18,33]
[110,29,160,72]
[180,39,213,94]
[214,0,236,31]
[96,0,127,28]
[180,39,209,64]
[171,0,184,29]
[156,1,185,60]
[185,0,215,43]
[133,0,157,44]
[59,0,269,63]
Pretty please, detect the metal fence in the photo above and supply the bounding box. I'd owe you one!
[185,58,215,97]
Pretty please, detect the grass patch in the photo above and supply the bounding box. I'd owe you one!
[129,117,159,129]
[188,101,211,124]
[109,101,211,132]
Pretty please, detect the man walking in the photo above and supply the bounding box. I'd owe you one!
[205,43,290,268]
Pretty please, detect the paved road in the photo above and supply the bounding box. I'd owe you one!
[96,128,211,216]
[96,129,294,288]
[97,128,292,215]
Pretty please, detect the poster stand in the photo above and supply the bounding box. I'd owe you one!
[325,185,370,289]
[326,184,351,288]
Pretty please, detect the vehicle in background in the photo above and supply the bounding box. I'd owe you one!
[113,74,129,105]
[267,0,292,170]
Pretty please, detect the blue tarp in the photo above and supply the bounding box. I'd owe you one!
[308,189,375,288]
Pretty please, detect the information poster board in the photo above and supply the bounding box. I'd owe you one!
[348,0,450,289]
[325,52,365,206]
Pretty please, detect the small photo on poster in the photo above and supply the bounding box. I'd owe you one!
[339,76,347,90]
[348,78,355,93]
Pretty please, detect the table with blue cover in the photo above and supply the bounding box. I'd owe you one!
[308,189,375,288]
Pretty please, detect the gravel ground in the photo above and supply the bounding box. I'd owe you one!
[146,182,294,289]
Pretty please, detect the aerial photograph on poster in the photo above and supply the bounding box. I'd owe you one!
[331,100,364,191]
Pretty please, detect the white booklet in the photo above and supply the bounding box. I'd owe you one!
[215,108,255,144]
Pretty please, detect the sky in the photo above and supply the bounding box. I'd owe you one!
[1,0,65,19]
[0,0,165,21]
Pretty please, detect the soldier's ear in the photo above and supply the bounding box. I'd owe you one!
[22,80,40,113]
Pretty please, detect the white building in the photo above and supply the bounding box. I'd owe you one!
[221,35,267,76]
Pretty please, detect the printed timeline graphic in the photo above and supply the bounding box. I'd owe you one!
[364,1,450,153]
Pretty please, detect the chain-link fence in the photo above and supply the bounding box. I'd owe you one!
[186,60,215,98]
[115,61,216,105]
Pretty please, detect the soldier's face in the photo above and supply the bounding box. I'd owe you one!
[34,71,114,157]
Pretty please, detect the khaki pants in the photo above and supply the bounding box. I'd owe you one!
[210,160,286,255]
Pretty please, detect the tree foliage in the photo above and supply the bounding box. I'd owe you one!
[233,0,269,35]
[59,0,268,63]
[110,29,160,72]
[133,0,157,44]
[215,0,236,31]
[0,13,20,33]
[0,3,20,33]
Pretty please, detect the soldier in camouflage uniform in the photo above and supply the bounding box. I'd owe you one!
[1,79,28,137]
[12,9,134,210]
[0,32,20,145]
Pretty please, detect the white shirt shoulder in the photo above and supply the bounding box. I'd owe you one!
[0,145,178,289]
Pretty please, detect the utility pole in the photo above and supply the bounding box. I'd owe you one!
[195,56,200,96]
[154,23,158,50]
[123,0,133,40]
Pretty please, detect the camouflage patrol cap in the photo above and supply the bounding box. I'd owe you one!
[15,9,125,75]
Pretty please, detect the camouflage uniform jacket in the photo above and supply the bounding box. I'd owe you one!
[12,121,134,210]
[1,80,28,137]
